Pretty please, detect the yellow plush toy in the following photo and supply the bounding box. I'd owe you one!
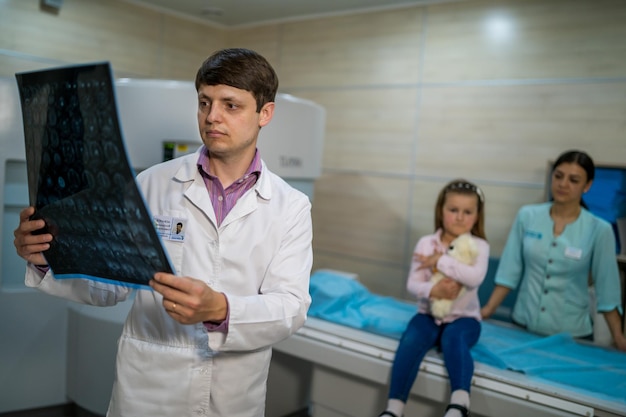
[429,233,479,319]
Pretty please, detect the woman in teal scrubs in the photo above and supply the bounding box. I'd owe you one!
[481,150,626,351]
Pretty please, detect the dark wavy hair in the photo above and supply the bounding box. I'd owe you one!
[195,48,278,112]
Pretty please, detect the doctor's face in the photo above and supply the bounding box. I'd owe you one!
[197,84,274,159]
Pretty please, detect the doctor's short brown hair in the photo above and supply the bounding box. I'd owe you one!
[195,48,279,113]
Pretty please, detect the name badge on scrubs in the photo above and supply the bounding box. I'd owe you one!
[564,246,582,260]
[153,215,186,242]
[524,230,542,239]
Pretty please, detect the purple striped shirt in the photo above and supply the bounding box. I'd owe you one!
[196,146,261,332]
[197,146,262,227]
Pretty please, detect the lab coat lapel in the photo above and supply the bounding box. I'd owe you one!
[219,188,257,229]
[220,161,272,229]
[175,159,219,228]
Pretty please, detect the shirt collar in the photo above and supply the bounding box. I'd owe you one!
[431,229,447,250]
[196,145,262,181]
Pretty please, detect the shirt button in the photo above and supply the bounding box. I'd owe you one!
[544,290,548,294]
[552,242,557,247]
[548,259,553,264]
[218,196,223,201]
[546,275,550,279]
[541,307,546,312]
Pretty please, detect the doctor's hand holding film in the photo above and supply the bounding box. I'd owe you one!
[150,272,228,325]
[13,206,53,267]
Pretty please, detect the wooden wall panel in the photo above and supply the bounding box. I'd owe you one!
[415,83,626,183]
[312,173,411,265]
[1,0,162,76]
[479,184,545,257]
[423,0,626,82]
[0,55,62,78]
[224,25,282,73]
[279,8,424,88]
[160,15,224,80]
[0,1,37,50]
[292,88,419,174]
[60,0,164,76]
[0,0,221,79]
[407,180,445,249]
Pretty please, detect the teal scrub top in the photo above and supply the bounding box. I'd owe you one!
[495,202,622,337]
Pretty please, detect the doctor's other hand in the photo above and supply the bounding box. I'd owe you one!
[150,272,228,325]
[430,277,462,300]
[14,206,52,266]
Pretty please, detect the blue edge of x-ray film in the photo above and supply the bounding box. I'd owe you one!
[52,273,150,289]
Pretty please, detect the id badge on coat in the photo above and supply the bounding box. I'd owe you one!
[153,215,187,242]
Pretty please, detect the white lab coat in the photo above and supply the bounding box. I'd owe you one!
[25,152,313,417]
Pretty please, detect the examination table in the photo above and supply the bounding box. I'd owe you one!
[271,270,626,417]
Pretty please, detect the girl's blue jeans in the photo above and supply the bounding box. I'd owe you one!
[388,313,481,402]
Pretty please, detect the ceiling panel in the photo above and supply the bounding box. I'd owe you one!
[124,0,463,27]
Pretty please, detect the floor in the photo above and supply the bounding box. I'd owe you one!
[283,408,311,417]
[0,404,89,417]
[0,404,310,417]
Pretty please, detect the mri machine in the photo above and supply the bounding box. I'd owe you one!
[1,74,626,417]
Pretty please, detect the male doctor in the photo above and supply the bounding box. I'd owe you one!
[14,48,313,416]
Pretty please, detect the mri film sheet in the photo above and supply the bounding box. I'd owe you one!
[15,62,173,287]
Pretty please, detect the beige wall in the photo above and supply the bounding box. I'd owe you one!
[2,0,625,299]
[0,0,224,78]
